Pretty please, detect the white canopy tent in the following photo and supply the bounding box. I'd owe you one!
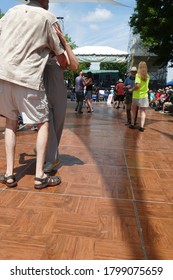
[73,46,128,63]
[17,0,129,7]
[47,0,128,6]
[16,1,129,63]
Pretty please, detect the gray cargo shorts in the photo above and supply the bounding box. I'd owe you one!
[0,79,49,124]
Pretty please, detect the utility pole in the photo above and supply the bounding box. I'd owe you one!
[57,17,64,33]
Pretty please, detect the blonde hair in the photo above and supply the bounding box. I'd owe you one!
[137,61,148,81]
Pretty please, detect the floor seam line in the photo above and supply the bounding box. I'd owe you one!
[123,149,148,260]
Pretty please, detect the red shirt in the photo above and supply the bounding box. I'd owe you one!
[155,92,161,99]
[116,82,124,95]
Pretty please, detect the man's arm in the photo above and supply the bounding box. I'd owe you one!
[54,25,79,71]
[64,44,79,71]
[56,53,68,70]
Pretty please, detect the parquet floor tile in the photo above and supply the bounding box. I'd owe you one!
[1,102,173,260]
[0,241,45,260]
[94,239,144,260]
[136,202,173,259]
[129,168,173,202]
[42,235,95,260]
[0,190,28,208]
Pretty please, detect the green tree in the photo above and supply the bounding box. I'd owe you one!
[64,61,90,86]
[64,34,77,50]
[64,34,90,85]
[100,62,128,79]
[0,9,4,18]
[129,0,173,66]
[63,34,77,85]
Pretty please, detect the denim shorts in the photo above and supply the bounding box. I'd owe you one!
[85,90,92,100]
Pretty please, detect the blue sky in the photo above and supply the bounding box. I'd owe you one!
[1,0,172,80]
[0,0,136,52]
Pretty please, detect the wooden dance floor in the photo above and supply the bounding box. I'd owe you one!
[0,100,173,260]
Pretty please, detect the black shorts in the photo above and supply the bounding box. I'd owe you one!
[116,95,124,102]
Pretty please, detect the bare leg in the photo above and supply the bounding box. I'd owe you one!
[117,100,120,108]
[34,121,61,188]
[113,100,117,108]
[131,105,138,125]
[86,99,92,112]
[35,121,49,181]
[140,108,146,128]
[162,103,165,112]
[5,118,18,178]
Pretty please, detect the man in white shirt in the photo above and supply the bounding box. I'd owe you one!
[0,0,67,189]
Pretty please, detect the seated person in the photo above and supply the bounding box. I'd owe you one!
[150,90,162,109]
[160,92,173,113]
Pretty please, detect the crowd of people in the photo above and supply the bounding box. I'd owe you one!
[149,87,173,114]
[0,1,172,190]
[74,61,172,134]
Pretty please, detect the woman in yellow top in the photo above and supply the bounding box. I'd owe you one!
[129,61,150,132]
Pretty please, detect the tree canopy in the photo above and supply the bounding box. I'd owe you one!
[64,34,77,50]
[64,34,90,85]
[0,9,4,18]
[129,0,173,66]
[100,62,127,79]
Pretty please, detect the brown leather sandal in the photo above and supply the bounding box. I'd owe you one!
[34,175,61,189]
[0,173,17,188]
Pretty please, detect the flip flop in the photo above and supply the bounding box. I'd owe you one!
[34,175,61,189]
[0,173,17,188]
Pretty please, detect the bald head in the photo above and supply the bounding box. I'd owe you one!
[29,0,49,10]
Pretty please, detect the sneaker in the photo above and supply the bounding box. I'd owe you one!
[139,127,145,132]
[31,125,38,131]
[17,124,27,131]
[159,111,165,114]
[129,124,135,129]
[125,122,131,126]
[44,160,61,173]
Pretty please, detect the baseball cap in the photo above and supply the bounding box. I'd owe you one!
[130,66,137,72]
